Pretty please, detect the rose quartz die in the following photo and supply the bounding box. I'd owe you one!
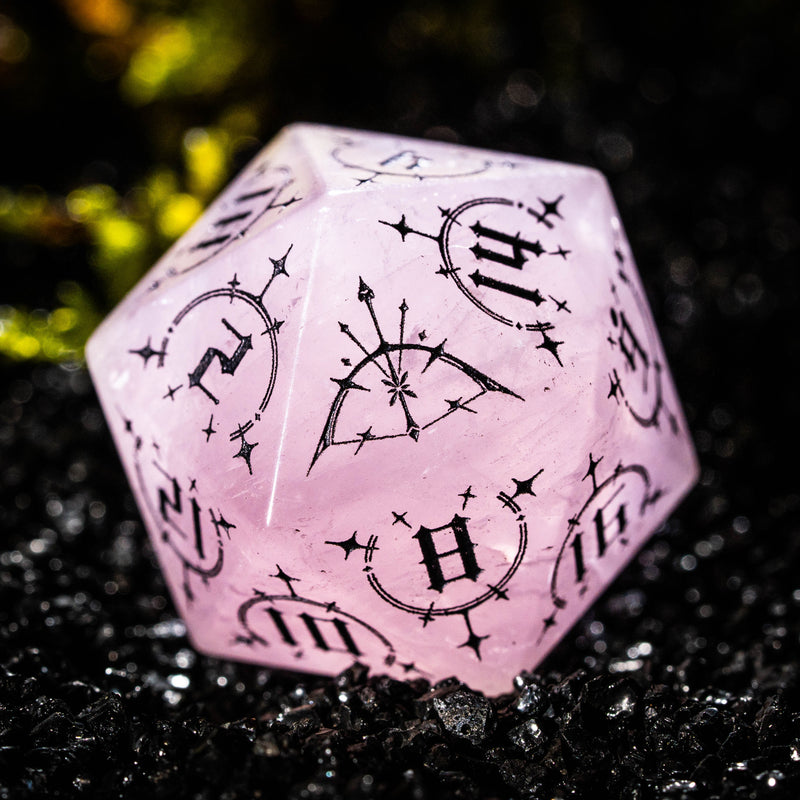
[86,124,698,694]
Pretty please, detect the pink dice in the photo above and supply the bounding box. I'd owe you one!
[86,124,698,694]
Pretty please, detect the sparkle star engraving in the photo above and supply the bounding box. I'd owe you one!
[130,337,167,367]
[582,453,603,492]
[528,195,564,228]
[227,274,241,294]
[234,438,257,473]
[511,468,544,499]
[445,397,478,414]
[535,329,564,367]
[608,370,623,403]
[458,486,476,509]
[487,583,510,601]
[354,426,375,455]
[418,603,436,628]
[162,384,182,401]
[202,415,217,442]
[391,511,411,528]
[270,564,300,597]
[230,421,258,474]
[214,512,235,539]
[325,531,372,560]
[549,295,572,313]
[456,612,490,660]
[379,214,413,241]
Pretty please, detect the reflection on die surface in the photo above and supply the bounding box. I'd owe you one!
[87,124,698,694]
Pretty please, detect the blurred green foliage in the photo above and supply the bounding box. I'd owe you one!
[2,0,793,363]
[0,0,265,362]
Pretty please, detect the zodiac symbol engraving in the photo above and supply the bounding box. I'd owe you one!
[308,277,522,473]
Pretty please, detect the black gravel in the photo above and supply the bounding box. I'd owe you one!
[2,1,800,798]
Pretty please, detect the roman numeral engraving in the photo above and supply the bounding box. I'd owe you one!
[264,608,362,655]
[570,501,628,583]
[414,514,482,593]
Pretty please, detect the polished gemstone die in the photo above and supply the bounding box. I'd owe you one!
[86,124,698,694]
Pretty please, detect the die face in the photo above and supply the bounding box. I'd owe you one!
[87,125,698,695]
[130,126,322,300]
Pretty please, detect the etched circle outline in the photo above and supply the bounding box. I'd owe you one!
[439,196,538,327]
[550,463,651,608]
[133,456,225,583]
[237,593,395,654]
[612,271,665,429]
[168,286,280,415]
[331,144,493,181]
[367,518,527,618]
[172,171,296,279]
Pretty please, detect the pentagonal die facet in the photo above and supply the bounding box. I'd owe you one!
[86,124,698,694]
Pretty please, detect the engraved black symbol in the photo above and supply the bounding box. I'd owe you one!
[162,383,182,401]
[129,245,292,475]
[234,577,397,668]
[458,486,476,509]
[606,241,678,434]
[147,161,301,291]
[330,473,540,660]
[270,564,300,597]
[202,415,217,442]
[540,453,664,641]
[325,531,379,562]
[120,413,236,603]
[188,319,252,404]
[380,197,573,365]
[414,515,481,592]
[308,278,522,473]
[129,337,167,367]
[330,136,496,185]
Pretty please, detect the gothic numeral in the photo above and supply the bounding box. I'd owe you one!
[157,477,205,558]
[264,607,362,655]
[187,318,253,404]
[414,514,482,592]
[467,220,548,305]
[611,308,649,374]
[570,501,628,583]
[469,270,546,305]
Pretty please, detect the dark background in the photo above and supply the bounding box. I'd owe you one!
[1,1,799,797]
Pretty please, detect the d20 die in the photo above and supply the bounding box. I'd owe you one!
[86,124,698,694]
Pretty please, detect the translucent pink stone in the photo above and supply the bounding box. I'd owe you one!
[86,124,699,694]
